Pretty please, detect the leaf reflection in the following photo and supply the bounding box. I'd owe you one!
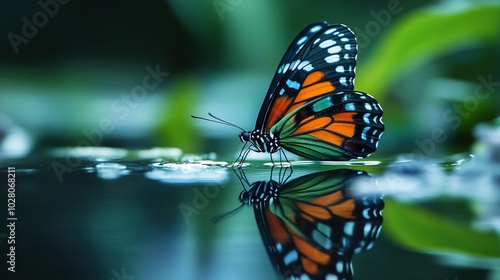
[231,167,384,280]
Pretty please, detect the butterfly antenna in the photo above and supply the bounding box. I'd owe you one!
[191,113,246,132]
[211,203,245,224]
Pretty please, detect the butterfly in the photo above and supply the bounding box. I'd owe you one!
[193,21,384,164]
[237,168,384,279]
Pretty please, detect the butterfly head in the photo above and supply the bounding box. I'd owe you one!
[239,181,280,206]
[238,190,250,205]
[238,131,251,143]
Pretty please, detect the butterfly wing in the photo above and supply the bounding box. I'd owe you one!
[256,23,358,133]
[257,21,328,128]
[252,169,384,279]
[273,90,384,160]
[255,23,384,160]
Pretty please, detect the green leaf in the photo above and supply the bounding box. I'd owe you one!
[156,76,200,152]
[383,199,500,258]
[356,4,500,98]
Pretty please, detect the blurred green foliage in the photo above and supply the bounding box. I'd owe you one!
[357,4,500,97]
[0,0,498,157]
[156,76,201,152]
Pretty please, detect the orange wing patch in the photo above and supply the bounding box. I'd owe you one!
[332,112,355,122]
[267,210,291,243]
[296,202,331,220]
[292,117,331,135]
[310,130,345,147]
[295,71,335,103]
[293,235,330,265]
[266,96,293,130]
[310,190,344,205]
[310,192,356,219]
[302,71,324,87]
[302,258,319,275]
[328,200,356,219]
[327,123,356,137]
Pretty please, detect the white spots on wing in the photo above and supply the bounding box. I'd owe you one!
[362,126,370,141]
[276,243,283,253]
[340,37,349,42]
[328,45,342,54]
[299,60,310,71]
[283,250,299,265]
[324,28,337,34]
[364,222,373,237]
[336,261,344,274]
[326,273,339,280]
[345,44,352,50]
[313,38,321,44]
[303,64,314,72]
[301,275,313,280]
[282,63,290,73]
[290,60,301,70]
[365,103,373,110]
[278,59,313,75]
[286,79,300,90]
[325,54,340,63]
[363,113,370,124]
[296,36,308,46]
[345,102,355,111]
[341,94,349,102]
[278,88,285,96]
[310,25,323,33]
[343,221,354,236]
[319,39,335,49]
[278,64,285,74]
[335,65,344,73]
[339,76,348,87]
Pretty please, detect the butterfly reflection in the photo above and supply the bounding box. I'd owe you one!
[237,168,384,280]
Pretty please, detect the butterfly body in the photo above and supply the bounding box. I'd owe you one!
[239,130,281,154]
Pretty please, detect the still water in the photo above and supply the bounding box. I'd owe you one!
[1,147,499,280]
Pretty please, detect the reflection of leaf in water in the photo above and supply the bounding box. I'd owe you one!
[383,198,500,258]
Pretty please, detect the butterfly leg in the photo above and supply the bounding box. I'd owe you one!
[277,148,291,167]
[232,143,252,168]
[232,166,251,190]
[277,164,293,185]
[270,152,276,166]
